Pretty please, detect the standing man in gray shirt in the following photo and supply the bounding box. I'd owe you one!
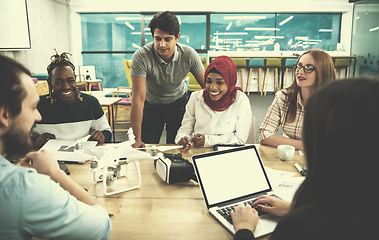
[131,11,205,148]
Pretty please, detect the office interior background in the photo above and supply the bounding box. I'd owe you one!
[0,0,378,89]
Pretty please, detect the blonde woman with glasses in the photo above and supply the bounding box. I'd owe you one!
[259,49,336,150]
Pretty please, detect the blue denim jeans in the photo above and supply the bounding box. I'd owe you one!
[141,94,188,144]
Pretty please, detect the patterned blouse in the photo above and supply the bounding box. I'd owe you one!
[259,89,304,142]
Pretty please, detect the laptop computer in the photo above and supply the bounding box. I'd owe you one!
[192,144,279,237]
[213,144,244,151]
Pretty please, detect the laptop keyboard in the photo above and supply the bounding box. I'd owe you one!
[216,199,270,224]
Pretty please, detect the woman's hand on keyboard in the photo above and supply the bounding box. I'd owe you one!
[230,204,259,233]
[251,195,291,217]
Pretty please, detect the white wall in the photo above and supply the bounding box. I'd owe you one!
[0,0,71,74]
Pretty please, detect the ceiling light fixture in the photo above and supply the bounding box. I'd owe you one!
[115,17,140,21]
[245,27,280,31]
[254,36,284,39]
[125,21,135,30]
[295,36,308,41]
[226,22,232,31]
[279,16,293,26]
[213,32,248,35]
[131,31,151,35]
[132,43,140,48]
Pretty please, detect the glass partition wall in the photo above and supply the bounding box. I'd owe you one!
[143,14,208,51]
[210,13,276,51]
[351,1,379,77]
[81,12,341,88]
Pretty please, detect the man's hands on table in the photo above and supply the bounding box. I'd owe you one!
[89,130,105,145]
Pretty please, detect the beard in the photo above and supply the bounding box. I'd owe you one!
[1,120,34,162]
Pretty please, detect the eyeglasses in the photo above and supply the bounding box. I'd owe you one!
[295,64,316,73]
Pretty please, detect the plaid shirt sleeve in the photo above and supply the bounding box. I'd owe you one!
[259,90,304,142]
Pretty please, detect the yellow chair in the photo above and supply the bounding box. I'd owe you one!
[123,60,133,88]
[334,58,350,79]
[232,58,247,91]
[187,57,208,92]
[76,74,87,91]
[262,58,281,95]
[112,86,132,133]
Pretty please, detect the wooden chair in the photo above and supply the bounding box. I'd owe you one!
[246,58,264,95]
[334,58,350,79]
[232,58,247,91]
[187,57,208,92]
[112,86,132,133]
[283,58,298,88]
[76,74,87,91]
[86,79,103,91]
[262,58,281,95]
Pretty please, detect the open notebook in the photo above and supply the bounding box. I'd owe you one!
[40,139,96,163]
[192,145,279,237]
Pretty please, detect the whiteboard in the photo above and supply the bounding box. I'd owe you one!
[0,0,31,50]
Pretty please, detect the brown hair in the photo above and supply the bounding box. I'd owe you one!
[292,77,379,212]
[284,49,336,123]
[0,54,30,117]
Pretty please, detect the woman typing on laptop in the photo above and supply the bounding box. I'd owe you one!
[175,56,251,150]
[231,78,377,240]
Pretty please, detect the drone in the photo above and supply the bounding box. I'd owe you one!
[82,141,184,196]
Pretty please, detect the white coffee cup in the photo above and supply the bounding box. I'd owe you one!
[277,145,295,161]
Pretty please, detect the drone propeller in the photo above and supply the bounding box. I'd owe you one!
[135,145,184,152]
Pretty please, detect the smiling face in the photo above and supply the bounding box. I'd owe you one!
[296,53,317,90]
[153,28,180,63]
[205,72,228,101]
[49,65,77,104]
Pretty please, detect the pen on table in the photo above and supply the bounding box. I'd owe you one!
[294,163,306,176]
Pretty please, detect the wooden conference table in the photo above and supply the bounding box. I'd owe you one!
[61,144,304,240]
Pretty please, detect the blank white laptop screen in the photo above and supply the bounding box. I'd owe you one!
[194,146,271,206]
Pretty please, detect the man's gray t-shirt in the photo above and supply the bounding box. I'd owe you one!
[131,42,204,105]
